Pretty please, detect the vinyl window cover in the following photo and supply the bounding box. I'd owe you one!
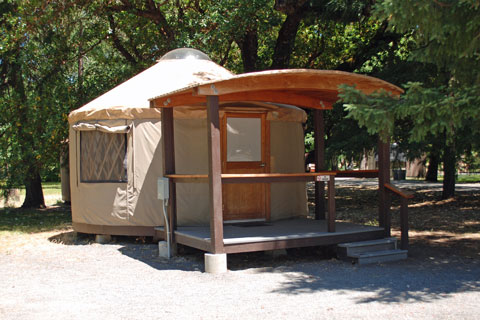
[80,131,127,183]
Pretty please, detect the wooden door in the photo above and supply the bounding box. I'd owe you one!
[221,113,270,222]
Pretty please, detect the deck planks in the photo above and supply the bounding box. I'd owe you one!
[173,219,383,246]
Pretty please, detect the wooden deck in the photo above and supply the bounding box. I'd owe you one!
[157,219,385,254]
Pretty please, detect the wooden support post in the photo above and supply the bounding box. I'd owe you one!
[378,137,391,235]
[161,108,177,252]
[384,191,392,238]
[327,175,335,232]
[400,197,409,250]
[314,110,326,220]
[206,96,224,254]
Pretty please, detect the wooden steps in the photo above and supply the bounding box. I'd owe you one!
[337,238,408,265]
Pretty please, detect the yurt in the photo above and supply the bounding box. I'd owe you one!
[68,48,309,236]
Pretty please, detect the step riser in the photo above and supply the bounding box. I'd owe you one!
[340,243,397,257]
[337,238,407,265]
[355,252,408,265]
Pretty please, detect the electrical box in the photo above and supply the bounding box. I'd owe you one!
[157,177,170,200]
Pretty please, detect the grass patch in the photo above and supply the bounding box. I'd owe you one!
[0,206,71,234]
[408,175,480,183]
[1,182,63,208]
[0,182,70,236]
[456,174,480,183]
[434,175,480,183]
[42,182,62,195]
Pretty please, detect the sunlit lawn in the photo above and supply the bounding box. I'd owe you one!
[0,182,71,235]
[455,174,480,183]
[407,174,480,183]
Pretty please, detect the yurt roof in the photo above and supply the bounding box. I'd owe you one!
[68,48,234,124]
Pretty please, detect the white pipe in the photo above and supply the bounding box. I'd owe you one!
[162,198,171,259]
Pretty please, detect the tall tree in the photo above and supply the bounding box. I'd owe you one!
[0,1,123,207]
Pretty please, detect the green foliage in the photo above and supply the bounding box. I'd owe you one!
[374,0,480,84]
[341,86,396,140]
[2,0,477,201]
[340,83,480,144]
[396,83,480,144]
[325,103,377,169]
[341,1,480,198]
[0,1,135,202]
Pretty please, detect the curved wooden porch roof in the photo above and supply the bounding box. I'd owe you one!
[149,69,403,110]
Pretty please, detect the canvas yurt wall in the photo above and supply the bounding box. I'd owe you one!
[171,104,308,226]
[68,48,308,236]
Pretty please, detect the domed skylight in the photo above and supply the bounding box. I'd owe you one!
[159,48,212,61]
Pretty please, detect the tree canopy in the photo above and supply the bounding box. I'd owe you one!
[1,0,478,206]
[340,0,480,198]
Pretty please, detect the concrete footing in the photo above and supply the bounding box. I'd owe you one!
[204,253,227,274]
[158,241,171,259]
[95,234,111,244]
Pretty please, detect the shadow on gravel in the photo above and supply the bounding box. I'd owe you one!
[48,231,206,271]
[48,229,480,305]
[118,243,336,272]
[265,246,480,305]
[117,243,205,272]
[48,231,94,245]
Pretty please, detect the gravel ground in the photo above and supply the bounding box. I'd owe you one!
[1,231,479,320]
[1,179,479,319]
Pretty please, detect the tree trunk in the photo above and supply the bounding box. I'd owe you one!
[441,142,456,199]
[9,47,46,209]
[22,166,46,209]
[236,29,259,72]
[425,152,439,182]
[271,1,308,69]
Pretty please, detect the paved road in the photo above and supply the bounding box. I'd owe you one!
[335,178,480,192]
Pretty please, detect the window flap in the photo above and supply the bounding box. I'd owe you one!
[73,122,131,134]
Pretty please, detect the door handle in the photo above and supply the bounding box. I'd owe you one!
[260,163,266,167]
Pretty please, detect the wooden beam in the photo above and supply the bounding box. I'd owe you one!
[161,108,177,252]
[175,232,212,252]
[383,183,412,250]
[165,172,336,184]
[218,90,332,109]
[400,197,409,250]
[161,108,175,174]
[378,137,391,235]
[152,89,334,110]
[206,95,225,254]
[72,222,156,237]
[314,109,326,220]
[327,175,336,232]
[384,183,414,199]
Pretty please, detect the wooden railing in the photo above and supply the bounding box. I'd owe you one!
[166,172,337,232]
[166,171,412,243]
[384,183,413,250]
[166,172,335,183]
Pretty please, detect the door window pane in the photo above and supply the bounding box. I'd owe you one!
[226,117,261,162]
